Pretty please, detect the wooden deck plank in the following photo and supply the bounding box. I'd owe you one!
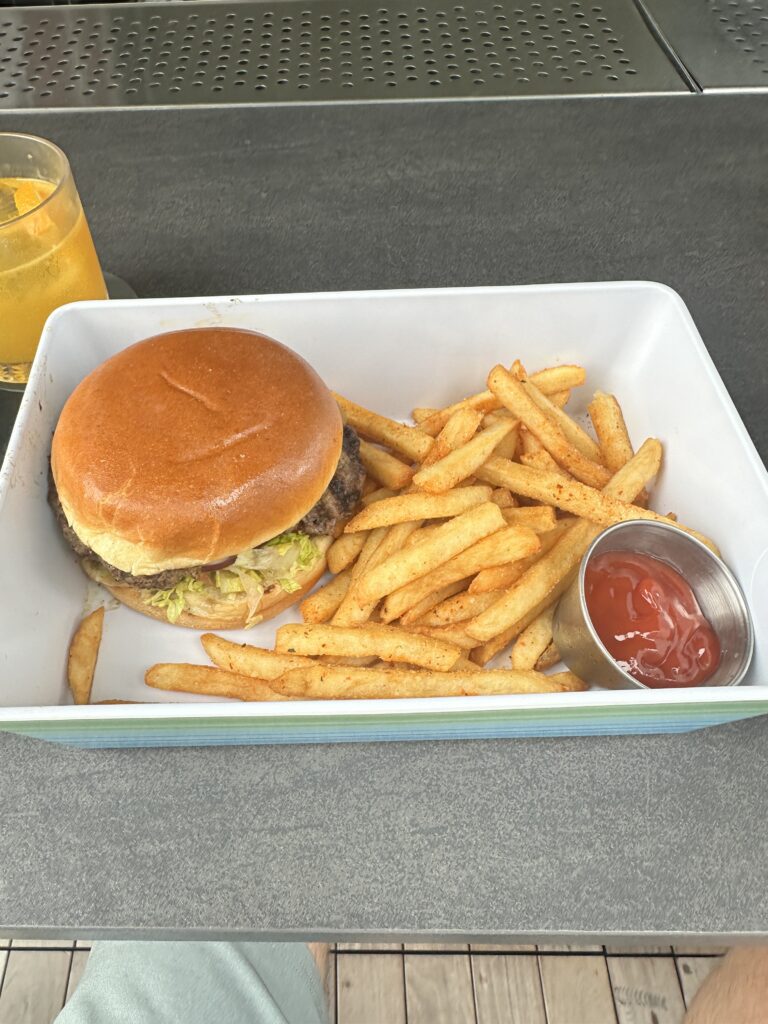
[676,955,722,1007]
[470,944,537,952]
[472,953,547,1024]
[65,950,90,1002]
[337,943,403,951]
[539,955,617,1024]
[337,952,407,1024]
[404,953,476,1024]
[607,956,686,1024]
[0,949,72,1024]
[538,944,604,952]
[404,943,470,951]
[672,944,730,956]
[604,945,673,955]
[9,939,75,950]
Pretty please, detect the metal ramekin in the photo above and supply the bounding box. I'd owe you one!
[553,521,754,690]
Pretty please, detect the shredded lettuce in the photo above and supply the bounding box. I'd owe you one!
[143,531,319,624]
[146,577,206,624]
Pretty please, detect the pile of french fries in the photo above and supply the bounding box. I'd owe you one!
[143,359,717,704]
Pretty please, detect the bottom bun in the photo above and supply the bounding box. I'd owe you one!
[83,537,330,631]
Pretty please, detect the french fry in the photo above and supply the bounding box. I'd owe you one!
[469,520,575,593]
[355,502,505,605]
[588,390,649,507]
[587,391,634,471]
[145,663,290,702]
[413,419,517,494]
[334,393,434,462]
[420,589,501,626]
[412,407,439,423]
[520,450,571,477]
[343,486,492,532]
[452,655,482,673]
[548,390,571,409]
[501,506,557,532]
[478,442,718,553]
[403,523,443,547]
[362,486,396,506]
[398,579,469,626]
[535,642,561,671]
[467,441,666,642]
[333,521,423,627]
[380,523,540,622]
[358,440,414,490]
[300,568,352,623]
[275,622,462,671]
[510,607,556,671]
[362,477,380,496]
[201,634,315,679]
[525,380,604,463]
[403,623,478,650]
[418,365,586,436]
[274,663,587,699]
[487,366,610,488]
[421,407,484,466]
[469,594,558,665]
[520,427,544,455]
[490,487,518,509]
[67,607,105,705]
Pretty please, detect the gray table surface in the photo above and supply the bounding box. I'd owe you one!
[0,94,766,941]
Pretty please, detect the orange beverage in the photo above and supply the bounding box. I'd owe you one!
[0,135,107,389]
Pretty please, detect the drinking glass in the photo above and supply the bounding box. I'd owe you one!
[0,133,107,389]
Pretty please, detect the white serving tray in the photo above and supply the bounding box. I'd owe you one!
[1,283,767,748]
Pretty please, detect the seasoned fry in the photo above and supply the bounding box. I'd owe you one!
[403,623,478,650]
[355,502,505,605]
[478,442,717,552]
[398,579,469,626]
[535,642,561,671]
[412,407,439,423]
[201,634,315,679]
[275,663,587,699]
[333,521,423,627]
[300,568,352,623]
[275,622,461,671]
[67,607,105,705]
[344,486,492,532]
[520,450,571,477]
[421,407,484,466]
[469,520,575,593]
[520,427,544,455]
[418,365,586,436]
[334,393,434,461]
[587,391,634,471]
[501,506,557,532]
[327,531,367,574]
[470,595,558,666]
[487,365,610,488]
[420,589,501,626]
[467,441,666,642]
[525,381,604,463]
[490,487,518,509]
[511,606,556,671]
[358,439,414,490]
[380,523,540,622]
[413,419,517,494]
[548,390,571,409]
[362,486,396,507]
[146,663,290,701]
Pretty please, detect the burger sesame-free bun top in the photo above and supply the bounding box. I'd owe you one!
[51,327,343,576]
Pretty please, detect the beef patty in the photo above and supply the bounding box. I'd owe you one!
[49,425,365,590]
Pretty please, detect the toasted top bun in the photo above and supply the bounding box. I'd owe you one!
[52,328,342,576]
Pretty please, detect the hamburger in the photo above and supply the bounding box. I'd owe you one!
[48,327,365,629]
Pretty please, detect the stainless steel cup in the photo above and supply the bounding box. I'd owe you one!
[553,521,754,690]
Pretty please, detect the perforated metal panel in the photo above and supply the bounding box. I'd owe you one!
[0,0,686,107]
[642,0,768,89]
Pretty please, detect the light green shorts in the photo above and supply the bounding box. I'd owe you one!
[56,942,328,1024]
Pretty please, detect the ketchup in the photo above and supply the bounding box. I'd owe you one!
[584,552,720,688]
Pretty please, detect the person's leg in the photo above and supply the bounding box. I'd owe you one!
[57,941,328,1024]
[684,947,768,1024]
